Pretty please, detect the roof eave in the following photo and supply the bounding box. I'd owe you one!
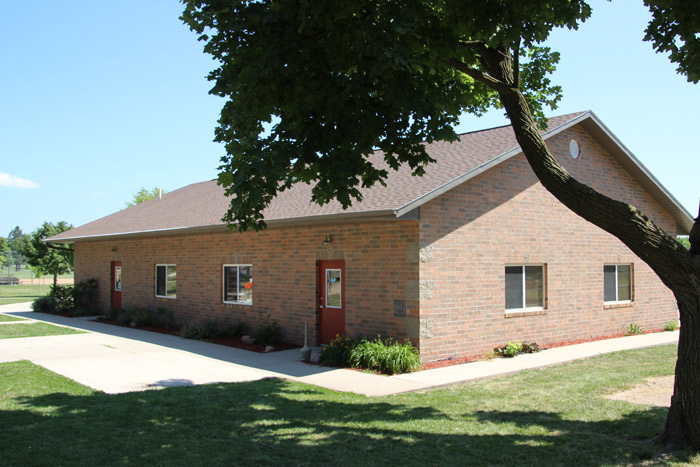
[45,209,403,243]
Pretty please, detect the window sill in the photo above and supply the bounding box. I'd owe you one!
[505,308,547,318]
[604,301,634,309]
[156,295,176,300]
[223,301,253,306]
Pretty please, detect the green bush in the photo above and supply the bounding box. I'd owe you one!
[494,340,523,358]
[521,341,541,354]
[624,323,643,336]
[73,278,99,315]
[154,308,177,329]
[50,285,75,314]
[347,337,421,374]
[31,296,54,314]
[220,321,247,338]
[320,334,362,367]
[117,308,135,327]
[105,307,121,321]
[131,308,156,327]
[253,312,282,346]
[664,320,680,331]
[180,320,220,340]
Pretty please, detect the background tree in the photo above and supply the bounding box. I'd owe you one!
[125,186,167,207]
[0,237,9,270]
[7,226,29,271]
[19,222,73,289]
[182,0,700,448]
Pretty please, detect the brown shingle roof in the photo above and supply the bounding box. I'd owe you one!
[47,112,590,242]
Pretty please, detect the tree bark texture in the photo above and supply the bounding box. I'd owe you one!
[493,83,700,448]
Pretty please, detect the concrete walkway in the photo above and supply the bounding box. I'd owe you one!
[0,302,679,397]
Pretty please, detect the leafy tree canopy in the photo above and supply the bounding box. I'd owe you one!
[182,0,593,230]
[19,222,73,287]
[126,187,167,207]
[0,237,8,267]
[7,226,29,269]
[644,0,700,83]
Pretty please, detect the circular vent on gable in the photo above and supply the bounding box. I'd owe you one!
[569,139,580,159]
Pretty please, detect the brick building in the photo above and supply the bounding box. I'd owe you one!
[47,111,693,362]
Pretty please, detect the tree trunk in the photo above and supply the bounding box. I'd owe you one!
[663,293,700,449]
[494,85,700,449]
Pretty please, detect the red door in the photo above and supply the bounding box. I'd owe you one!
[111,261,122,309]
[318,260,345,344]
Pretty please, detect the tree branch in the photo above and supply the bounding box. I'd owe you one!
[512,39,520,89]
[497,87,694,292]
[444,59,512,93]
[690,204,699,255]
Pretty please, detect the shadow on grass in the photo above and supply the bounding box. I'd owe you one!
[1,376,674,467]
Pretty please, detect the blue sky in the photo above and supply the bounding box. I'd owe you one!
[1,0,698,237]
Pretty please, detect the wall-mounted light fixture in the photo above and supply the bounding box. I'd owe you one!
[111,246,118,252]
[322,235,332,245]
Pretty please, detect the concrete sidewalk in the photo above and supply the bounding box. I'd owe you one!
[0,302,679,397]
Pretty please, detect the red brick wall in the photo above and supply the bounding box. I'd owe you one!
[417,125,679,362]
[74,221,420,346]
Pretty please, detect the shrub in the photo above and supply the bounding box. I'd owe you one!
[624,323,643,336]
[117,309,135,327]
[521,341,541,354]
[105,307,121,321]
[131,308,156,328]
[348,337,421,374]
[494,340,523,358]
[73,278,99,315]
[221,321,247,338]
[50,285,75,314]
[32,296,54,314]
[664,320,680,331]
[154,308,177,329]
[320,334,362,367]
[180,320,220,340]
[253,312,282,346]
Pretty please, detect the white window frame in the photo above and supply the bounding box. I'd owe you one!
[325,268,342,309]
[155,264,177,299]
[505,264,546,312]
[223,264,253,305]
[114,266,122,291]
[604,264,633,304]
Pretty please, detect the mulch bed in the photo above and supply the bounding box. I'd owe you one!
[419,329,667,371]
[94,317,299,353]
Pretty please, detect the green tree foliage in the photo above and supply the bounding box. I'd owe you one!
[19,222,74,289]
[678,237,691,250]
[0,237,9,268]
[125,187,167,207]
[644,0,700,83]
[182,0,700,448]
[7,226,29,270]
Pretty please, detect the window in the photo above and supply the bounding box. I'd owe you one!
[114,266,122,291]
[505,265,545,311]
[223,264,253,305]
[604,264,632,303]
[325,269,341,308]
[156,264,176,299]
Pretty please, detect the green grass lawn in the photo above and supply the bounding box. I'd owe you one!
[0,322,83,339]
[0,314,26,322]
[0,345,697,466]
[0,284,51,306]
[0,266,73,281]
